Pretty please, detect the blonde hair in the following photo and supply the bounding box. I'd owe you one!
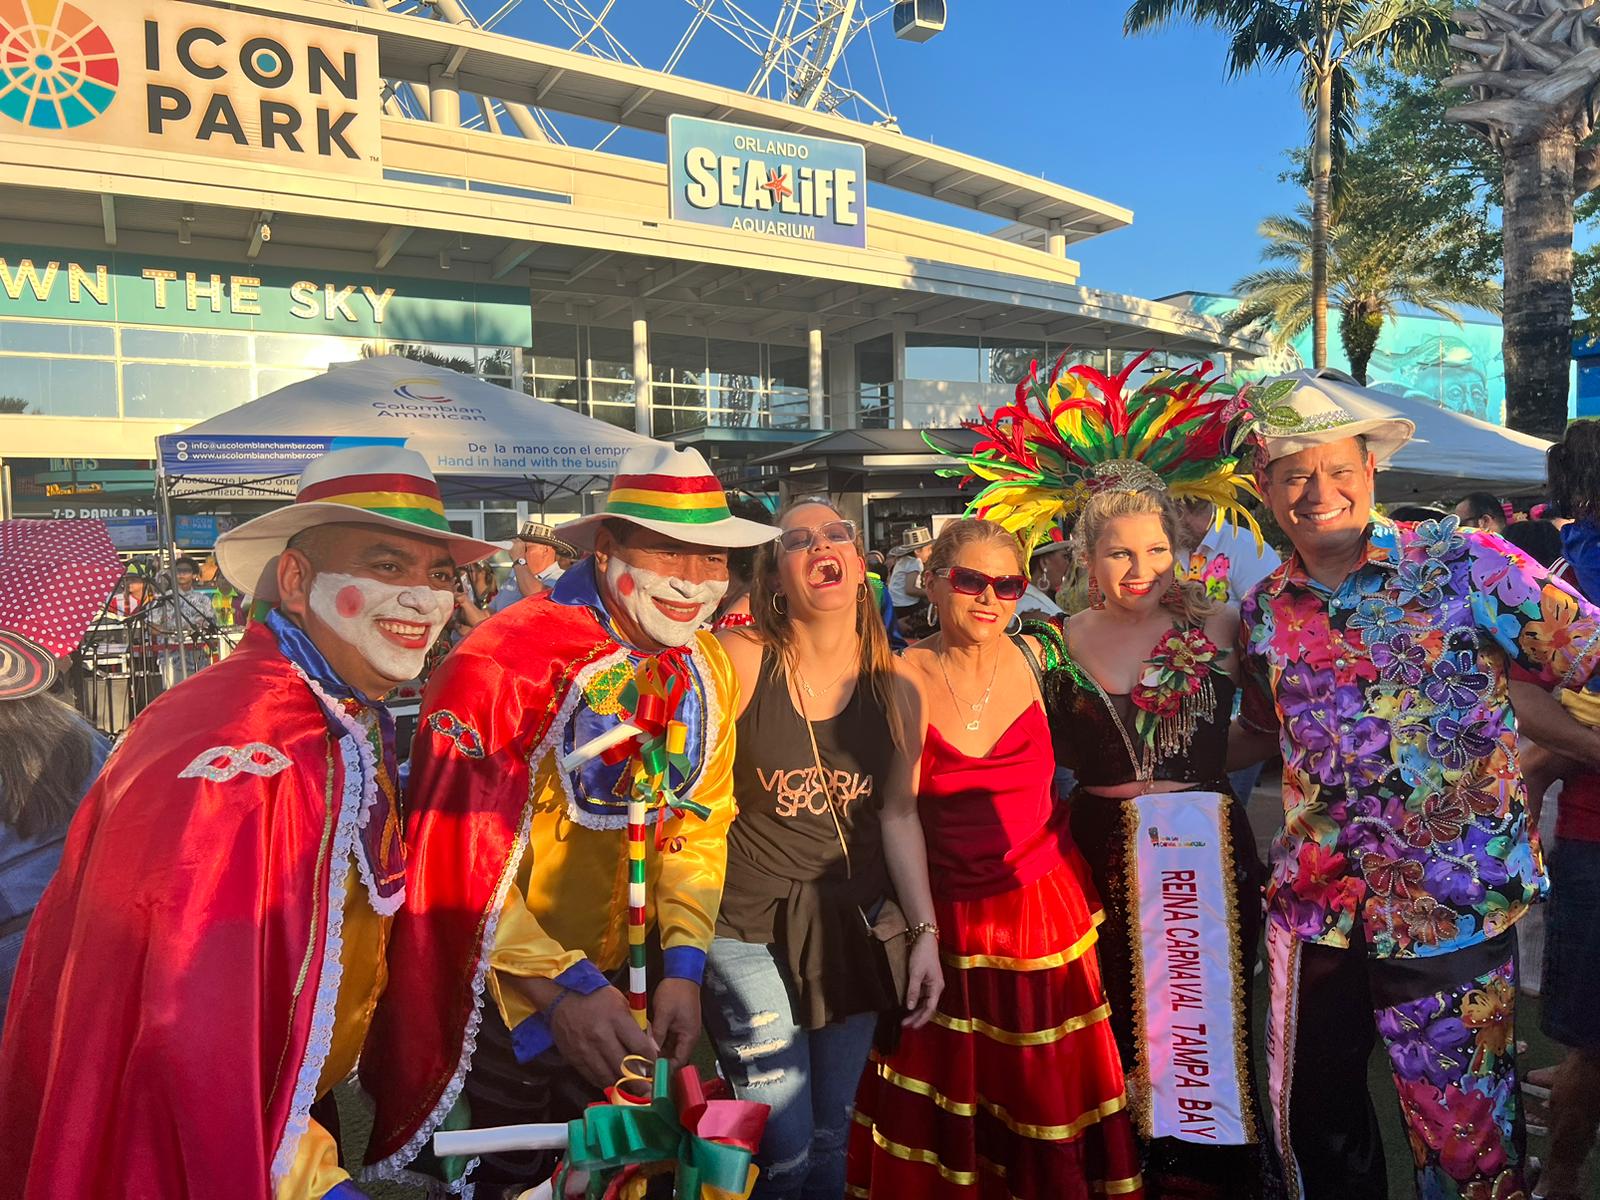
[1075,489,1217,626]
[750,496,905,750]
[925,517,1026,578]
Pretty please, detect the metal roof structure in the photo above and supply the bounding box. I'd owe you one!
[223,0,1132,239]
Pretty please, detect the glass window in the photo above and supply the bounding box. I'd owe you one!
[1051,346,1108,373]
[254,332,367,367]
[121,328,251,363]
[533,322,579,378]
[982,339,1045,386]
[652,405,709,437]
[389,342,478,375]
[0,355,116,416]
[768,343,809,389]
[589,403,637,432]
[858,381,893,429]
[588,326,634,380]
[483,509,521,541]
[256,367,322,396]
[122,362,255,420]
[651,333,706,385]
[531,376,581,406]
[713,339,761,380]
[905,334,980,382]
[477,347,515,383]
[857,335,893,385]
[0,320,114,356]
[656,379,707,410]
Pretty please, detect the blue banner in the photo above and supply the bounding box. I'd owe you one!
[157,434,405,477]
[668,115,867,248]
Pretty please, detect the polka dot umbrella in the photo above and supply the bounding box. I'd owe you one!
[0,519,124,701]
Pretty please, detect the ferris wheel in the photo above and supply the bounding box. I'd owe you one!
[352,0,946,144]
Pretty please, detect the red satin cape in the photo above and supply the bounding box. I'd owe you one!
[0,623,343,1200]
[361,599,616,1172]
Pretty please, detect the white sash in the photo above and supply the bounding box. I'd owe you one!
[1127,790,1254,1146]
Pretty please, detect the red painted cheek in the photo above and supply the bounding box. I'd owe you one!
[616,573,636,597]
[335,585,365,618]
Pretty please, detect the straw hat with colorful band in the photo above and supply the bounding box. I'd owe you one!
[215,445,499,602]
[1252,370,1415,465]
[559,444,777,550]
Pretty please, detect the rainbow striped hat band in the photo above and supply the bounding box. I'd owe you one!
[559,444,777,550]
[215,446,498,602]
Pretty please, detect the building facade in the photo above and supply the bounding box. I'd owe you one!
[0,0,1253,542]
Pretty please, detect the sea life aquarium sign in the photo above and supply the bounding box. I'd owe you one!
[668,114,866,248]
[0,0,380,177]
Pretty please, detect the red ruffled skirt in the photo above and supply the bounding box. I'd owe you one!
[847,855,1144,1199]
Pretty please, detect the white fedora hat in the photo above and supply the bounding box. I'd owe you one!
[557,444,777,551]
[215,446,498,601]
[1256,369,1415,464]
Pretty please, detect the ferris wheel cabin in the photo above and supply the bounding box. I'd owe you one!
[893,0,946,42]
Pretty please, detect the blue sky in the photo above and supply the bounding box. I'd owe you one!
[494,2,1312,303]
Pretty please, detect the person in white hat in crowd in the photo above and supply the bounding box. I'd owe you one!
[885,525,933,638]
[0,518,122,1030]
[454,520,578,628]
[0,447,494,1200]
[1227,376,1600,1200]
[1015,530,1070,618]
[361,444,777,1195]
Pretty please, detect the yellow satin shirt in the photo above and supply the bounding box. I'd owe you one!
[488,632,739,1028]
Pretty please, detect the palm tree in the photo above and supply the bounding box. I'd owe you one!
[1124,0,1455,369]
[1224,204,1502,384]
[1446,1,1600,437]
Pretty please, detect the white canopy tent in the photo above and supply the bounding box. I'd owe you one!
[1277,369,1552,499]
[155,355,660,506]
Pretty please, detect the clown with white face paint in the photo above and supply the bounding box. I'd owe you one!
[364,445,777,1194]
[0,446,499,1200]
[307,572,455,684]
[602,550,728,649]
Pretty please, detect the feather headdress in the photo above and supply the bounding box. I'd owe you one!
[930,351,1290,560]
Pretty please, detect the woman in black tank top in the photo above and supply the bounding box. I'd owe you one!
[705,497,940,1200]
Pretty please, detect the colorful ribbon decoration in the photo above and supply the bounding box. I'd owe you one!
[601,654,701,1028]
[555,1057,769,1200]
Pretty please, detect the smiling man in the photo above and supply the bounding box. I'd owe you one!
[0,447,494,1200]
[363,444,776,1194]
[1228,379,1600,1200]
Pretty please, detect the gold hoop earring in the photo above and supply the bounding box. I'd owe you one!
[771,593,788,617]
[856,582,868,604]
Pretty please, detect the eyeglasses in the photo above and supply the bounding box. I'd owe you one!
[779,519,858,554]
[935,566,1028,601]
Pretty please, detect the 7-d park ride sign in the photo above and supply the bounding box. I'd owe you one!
[668,114,867,249]
[0,0,380,177]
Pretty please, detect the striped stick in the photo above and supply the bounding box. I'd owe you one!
[627,780,650,1030]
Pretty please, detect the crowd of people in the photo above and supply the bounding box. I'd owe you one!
[1,363,1599,1200]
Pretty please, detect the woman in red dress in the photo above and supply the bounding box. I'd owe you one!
[848,517,1143,1199]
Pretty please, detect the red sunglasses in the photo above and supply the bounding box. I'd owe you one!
[934,566,1028,601]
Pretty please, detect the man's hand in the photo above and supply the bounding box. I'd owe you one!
[901,934,944,1028]
[548,985,659,1089]
[650,977,701,1070]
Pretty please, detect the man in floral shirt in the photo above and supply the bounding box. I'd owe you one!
[1231,374,1600,1200]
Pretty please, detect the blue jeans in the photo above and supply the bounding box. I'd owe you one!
[703,937,878,1200]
